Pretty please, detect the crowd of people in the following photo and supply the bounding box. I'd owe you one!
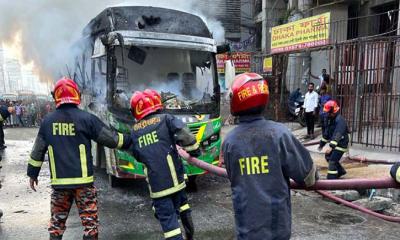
[0,99,54,128]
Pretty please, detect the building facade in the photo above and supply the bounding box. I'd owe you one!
[0,48,5,94]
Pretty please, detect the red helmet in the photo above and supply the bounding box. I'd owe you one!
[230,73,269,116]
[323,100,340,114]
[53,77,81,108]
[130,90,159,120]
[143,89,163,111]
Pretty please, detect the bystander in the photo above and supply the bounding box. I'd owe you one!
[304,83,319,139]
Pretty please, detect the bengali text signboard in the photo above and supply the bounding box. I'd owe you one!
[217,52,251,73]
[263,57,273,74]
[271,12,330,54]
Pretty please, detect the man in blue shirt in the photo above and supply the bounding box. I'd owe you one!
[318,85,332,127]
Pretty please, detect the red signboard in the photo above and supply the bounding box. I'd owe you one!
[217,52,251,73]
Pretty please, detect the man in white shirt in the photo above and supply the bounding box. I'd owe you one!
[304,82,319,139]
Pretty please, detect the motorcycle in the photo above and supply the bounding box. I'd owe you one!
[288,90,306,127]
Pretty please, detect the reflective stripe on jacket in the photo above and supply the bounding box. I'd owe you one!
[129,113,198,198]
[27,104,127,189]
[319,114,349,152]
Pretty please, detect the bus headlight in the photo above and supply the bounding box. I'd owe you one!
[202,134,219,147]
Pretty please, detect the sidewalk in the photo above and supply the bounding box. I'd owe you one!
[292,125,397,180]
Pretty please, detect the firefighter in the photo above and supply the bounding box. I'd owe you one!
[390,162,400,183]
[179,73,317,240]
[126,89,199,240]
[318,100,349,179]
[0,105,15,150]
[27,77,129,240]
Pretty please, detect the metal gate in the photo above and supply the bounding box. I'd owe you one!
[333,37,400,151]
[252,36,400,151]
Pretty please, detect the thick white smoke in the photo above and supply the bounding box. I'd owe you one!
[0,0,225,83]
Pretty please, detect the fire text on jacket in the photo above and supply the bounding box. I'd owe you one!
[138,131,159,148]
[52,123,76,136]
[134,117,161,131]
[239,155,269,175]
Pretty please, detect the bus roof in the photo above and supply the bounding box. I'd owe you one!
[83,6,212,39]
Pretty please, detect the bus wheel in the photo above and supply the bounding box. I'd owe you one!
[187,176,198,192]
[108,174,120,188]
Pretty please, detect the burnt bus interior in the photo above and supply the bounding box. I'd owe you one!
[74,6,221,120]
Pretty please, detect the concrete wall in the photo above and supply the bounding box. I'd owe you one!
[309,3,349,86]
[240,0,254,41]
[262,0,287,53]
[369,0,398,8]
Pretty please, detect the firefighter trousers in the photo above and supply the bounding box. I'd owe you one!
[153,190,194,240]
[49,186,98,240]
[325,150,346,179]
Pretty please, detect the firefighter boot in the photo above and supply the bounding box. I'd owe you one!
[324,152,331,163]
[327,160,339,179]
[181,212,194,240]
[337,162,347,178]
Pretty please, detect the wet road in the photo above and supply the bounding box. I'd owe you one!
[0,127,399,240]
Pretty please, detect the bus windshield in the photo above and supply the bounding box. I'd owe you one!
[111,46,218,114]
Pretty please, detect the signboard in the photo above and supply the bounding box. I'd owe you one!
[263,57,272,73]
[271,12,330,54]
[217,52,251,73]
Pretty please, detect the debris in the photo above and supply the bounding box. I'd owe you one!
[353,197,393,212]
[13,210,28,214]
[331,190,361,202]
[383,204,400,217]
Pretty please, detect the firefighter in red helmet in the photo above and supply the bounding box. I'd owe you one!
[27,77,130,240]
[180,73,317,240]
[125,89,199,240]
[318,100,350,179]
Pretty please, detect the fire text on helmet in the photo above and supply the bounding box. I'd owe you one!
[237,82,269,102]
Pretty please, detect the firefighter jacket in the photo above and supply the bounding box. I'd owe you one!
[319,114,349,152]
[127,112,199,199]
[0,106,11,122]
[390,162,400,183]
[27,104,128,189]
[222,115,316,240]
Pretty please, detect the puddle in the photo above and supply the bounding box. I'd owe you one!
[318,211,366,225]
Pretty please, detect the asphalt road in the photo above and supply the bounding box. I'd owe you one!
[0,127,399,240]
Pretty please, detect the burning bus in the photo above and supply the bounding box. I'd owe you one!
[74,6,226,186]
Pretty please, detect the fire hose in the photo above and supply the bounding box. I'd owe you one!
[187,156,399,189]
[185,156,400,222]
[302,140,321,147]
[301,140,398,164]
[346,155,398,165]
[316,190,400,223]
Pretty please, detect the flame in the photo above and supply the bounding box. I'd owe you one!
[2,32,54,92]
